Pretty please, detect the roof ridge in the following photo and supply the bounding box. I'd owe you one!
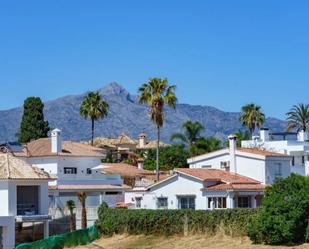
[6,153,11,179]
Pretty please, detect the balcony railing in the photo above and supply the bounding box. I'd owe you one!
[17,203,38,216]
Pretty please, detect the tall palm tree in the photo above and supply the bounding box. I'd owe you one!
[239,103,265,136]
[77,192,87,228]
[66,200,76,231]
[170,120,205,147]
[138,78,177,181]
[286,103,309,132]
[80,91,109,146]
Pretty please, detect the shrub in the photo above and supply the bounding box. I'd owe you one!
[247,174,309,245]
[96,206,255,236]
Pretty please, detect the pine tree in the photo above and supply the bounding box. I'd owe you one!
[18,97,50,143]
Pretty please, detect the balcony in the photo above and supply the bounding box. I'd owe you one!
[15,186,51,222]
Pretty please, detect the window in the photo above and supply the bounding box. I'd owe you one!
[302,156,305,165]
[202,165,211,168]
[237,197,251,208]
[157,197,168,209]
[135,197,142,208]
[208,197,227,209]
[86,168,92,175]
[64,167,77,174]
[178,196,195,209]
[274,163,282,177]
[292,156,295,166]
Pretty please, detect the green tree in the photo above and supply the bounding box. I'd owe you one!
[239,103,265,136]
[66,200,76,231]
[80,91,109,146]
[190,137,222,156]
[77,192,87,228]
[143,144,188,171]
[170,120,205,147]
[247,174,309,245]
[18,97,50,143]
[138,78,177,181]
[286,103,309,132]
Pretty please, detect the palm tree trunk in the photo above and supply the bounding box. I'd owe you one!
[91,118,95,146]
[81,205,87,228]
[69,210,76,231]
[156,125,160,182]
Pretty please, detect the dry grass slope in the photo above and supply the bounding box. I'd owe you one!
[72,234,309,249]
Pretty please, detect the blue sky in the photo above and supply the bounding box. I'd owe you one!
[0,1,308,119]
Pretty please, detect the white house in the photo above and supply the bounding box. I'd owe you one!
[0,149,53,249]
[242,128,309,176]
[187,134,291,185]
[15,129,130,212]
[125,168,264,210]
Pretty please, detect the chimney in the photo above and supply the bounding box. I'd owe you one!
[139,132,147,148]
[260,128,270,142]
[137,158,144,170]
[51,128,62,153]
[228,134,237,173]
[297,130,309,142]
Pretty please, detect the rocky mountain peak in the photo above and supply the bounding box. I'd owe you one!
[99,82,129,96]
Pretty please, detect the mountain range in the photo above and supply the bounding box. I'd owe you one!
[0,82,286,143]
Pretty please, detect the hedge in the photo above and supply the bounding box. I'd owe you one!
[96,206,256,236]
[14,226,99,249]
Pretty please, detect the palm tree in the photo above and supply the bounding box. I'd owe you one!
[138,78,177,181]
[170,120,205,147]
[286,103,309,132]
[77,192,87,228]
[239,103,265,136]
[80,91,109,146]
[66,200,76,231]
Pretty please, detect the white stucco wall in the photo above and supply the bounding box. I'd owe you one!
[265,158,291,184]
[0,182,9,216]
[0,216,15,249]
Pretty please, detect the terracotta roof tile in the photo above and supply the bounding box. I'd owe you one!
[0,153,52,180]
[17,138,104,157]
[205,183,265,191]
[175,168,260,184]
[101,163,170,181]
[237,148,287,157]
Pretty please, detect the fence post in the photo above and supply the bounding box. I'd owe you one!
[183,213,188,236]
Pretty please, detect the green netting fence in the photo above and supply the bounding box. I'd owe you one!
[14,226,99,249]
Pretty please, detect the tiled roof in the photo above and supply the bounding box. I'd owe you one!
[91,134,169,150]
[187,147,288,162]
[102,163,152,177]
[0,153,52,180]
[16,138,104,157]
[237,148,287,157]
[175,168,260,184]
[101,163,170,181]
[205,183,265,191]
[175,168,264,192]
[49,184,131,190]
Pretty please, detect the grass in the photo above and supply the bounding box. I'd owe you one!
[72,234,309,249]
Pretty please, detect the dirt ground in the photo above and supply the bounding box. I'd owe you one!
[73,234,309,249]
